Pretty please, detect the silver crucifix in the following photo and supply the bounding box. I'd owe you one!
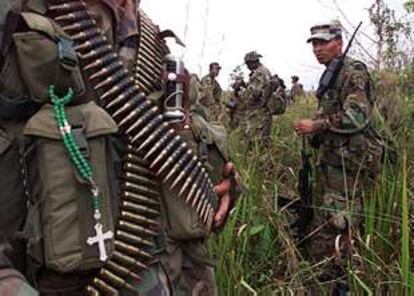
[87,223,114,262]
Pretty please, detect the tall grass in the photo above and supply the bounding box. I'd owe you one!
[209,93,413,295]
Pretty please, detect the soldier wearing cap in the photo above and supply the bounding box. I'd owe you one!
[242,51,273,146]
[293,21,382,293]
[290,75,304,101]
[200,62,223,121]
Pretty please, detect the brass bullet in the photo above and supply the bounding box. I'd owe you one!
[72,28,100,42]
[163,150,193,181]
[171,157,198,189]
[94,69,129,90]
[85,285,100,296]
[114,241,153,260]
[116,230,154,248]
[121,211,158,227]
[63,19,96,32]
[125,107,159,135]
[145,134,181,162]
[80,44,113,60]
[112,94,146,119]
[55,10,89,22]
[106,260,143,283]
[123,191,159,208]
[100,268,136,292]
[155,142,188,174]
[131,117,166,144]
[186,168,206,203]
[89,60,123,80]
[84,52,118,71]
[136,124,172,152]
[117,101,152,128]
[123,182,159,197]
[121,201,160,216]
[92,278,118,295]
[118,219,158,237]
[112,250,148,270]
[75,35,107,51]
[180,162,202,196]
[124,172,158,187]
[49,1,85,12]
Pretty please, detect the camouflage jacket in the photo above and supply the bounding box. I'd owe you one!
[312,58,381,170]
[200,74,223,121]
[245,64,271,107]
[201,74,222,103]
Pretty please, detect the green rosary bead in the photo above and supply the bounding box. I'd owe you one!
[50,85,102,216]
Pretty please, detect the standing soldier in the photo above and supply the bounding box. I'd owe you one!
[226,75,247,129]
[290,75,305,101]
[200,62,223,121]
[293,21,382,294]
[243,51,273,146]
[0,0,240,295]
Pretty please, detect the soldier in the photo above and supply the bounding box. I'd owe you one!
[243,51,273,146]
[290,75,305,101]
[226,75,247,129]
[200,62,223,122]
[293,21,382,294]
[0,0,239,295]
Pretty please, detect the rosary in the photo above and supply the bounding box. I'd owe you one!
[49,85,113,262]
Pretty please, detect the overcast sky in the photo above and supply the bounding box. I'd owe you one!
[141,0,406,90]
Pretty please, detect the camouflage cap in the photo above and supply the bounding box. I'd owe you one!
[209,62,222,70]
[306,20,342,43]
[244,51,262,63]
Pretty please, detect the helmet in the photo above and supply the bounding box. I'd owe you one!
[244,51,262,63]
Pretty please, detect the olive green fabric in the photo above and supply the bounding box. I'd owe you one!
[13,12,84,103]
[23,102,118,272]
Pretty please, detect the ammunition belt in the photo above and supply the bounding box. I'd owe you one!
[47,1,219,294]
[134,10,165,95]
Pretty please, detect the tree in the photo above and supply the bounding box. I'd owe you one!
[368,0,412,69]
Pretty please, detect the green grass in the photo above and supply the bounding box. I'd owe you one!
[209,94,414,295]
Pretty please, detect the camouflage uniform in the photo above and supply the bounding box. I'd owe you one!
[135,76,231,296]
[200,73,223,122]
[242,52,272,145]
[304,22,383,292]
[227,77,246,129]
[0,0,228,295]
[290,76,305,100]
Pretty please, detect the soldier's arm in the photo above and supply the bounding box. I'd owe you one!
[313,64,372,133]
[0,235,38,295]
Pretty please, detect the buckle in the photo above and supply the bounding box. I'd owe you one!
[58,36,78,69]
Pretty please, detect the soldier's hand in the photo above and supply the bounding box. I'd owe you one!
[212,162,236,229]
[293,119,315,135]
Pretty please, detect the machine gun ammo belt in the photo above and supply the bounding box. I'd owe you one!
[47,1,218,294]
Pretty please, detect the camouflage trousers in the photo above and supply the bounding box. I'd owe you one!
[305,163,375,294]
[205,103,222,123]
[135,239,217,296]
[244,109,272,148]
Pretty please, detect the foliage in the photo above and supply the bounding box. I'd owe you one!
[368,0,413,69]
[209,74,413,294]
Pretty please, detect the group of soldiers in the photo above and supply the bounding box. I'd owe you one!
[0,0,384,295]
[200,52,289,147]
[198,20,384,295]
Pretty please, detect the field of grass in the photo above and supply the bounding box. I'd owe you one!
[209,84,414,295]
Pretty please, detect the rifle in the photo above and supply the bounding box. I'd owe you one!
[278,136,313,242]
[316,22,362,99]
